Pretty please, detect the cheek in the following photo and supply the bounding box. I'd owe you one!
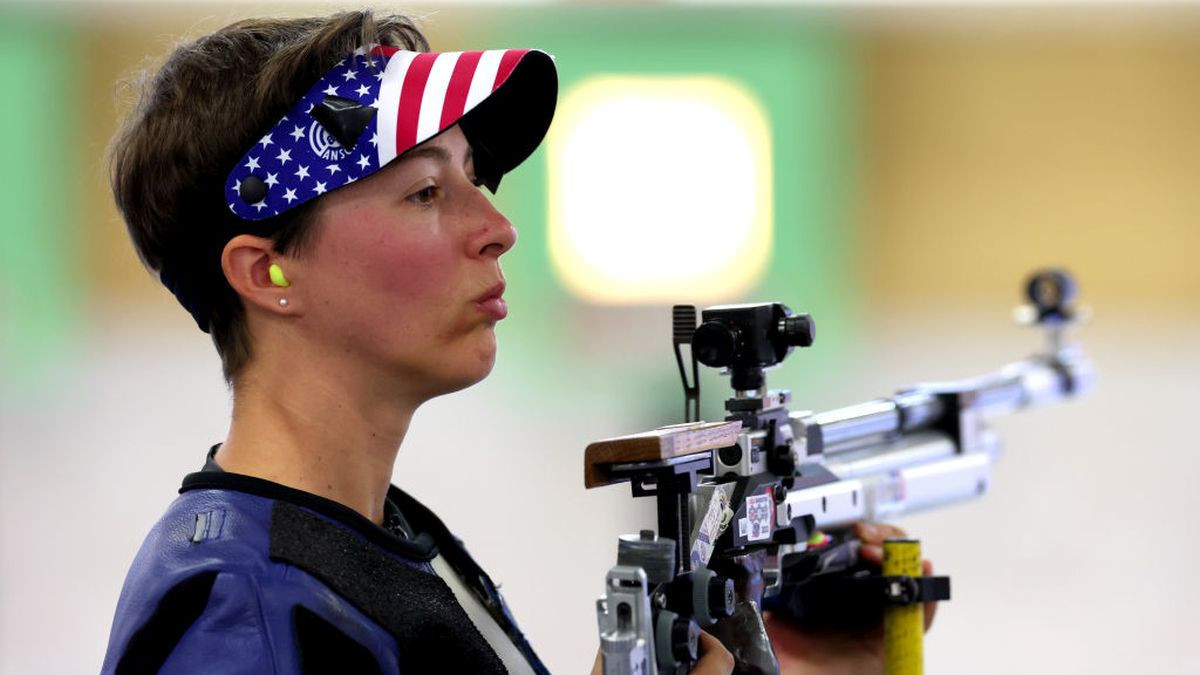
[364,238,457,301]
[324,220,458,307]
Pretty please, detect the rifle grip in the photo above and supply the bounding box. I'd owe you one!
[708,551,781,675]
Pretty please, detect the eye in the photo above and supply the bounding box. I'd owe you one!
[407,183,440,205]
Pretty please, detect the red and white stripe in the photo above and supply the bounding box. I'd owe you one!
[376,49,530,166]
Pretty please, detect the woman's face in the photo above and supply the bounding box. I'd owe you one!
[295,125,516,399]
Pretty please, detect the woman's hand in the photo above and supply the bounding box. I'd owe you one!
[853,521,938,633]
[590,630,734,675]
[691,631,735,674]
[765,522,936,675]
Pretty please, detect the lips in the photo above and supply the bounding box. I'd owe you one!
[474,281,507,321]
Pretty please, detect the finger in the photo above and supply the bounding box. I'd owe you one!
[874,523,909,540]
[590,647,603,675]
[922,559,937,632]
[859,543,883,566]
[854,521,909,545]
[691,631,735,675]
[853,521,878,542]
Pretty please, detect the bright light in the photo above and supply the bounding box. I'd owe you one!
[547,75,773,304]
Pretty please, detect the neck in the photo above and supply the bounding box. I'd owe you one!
[216,350,423,524]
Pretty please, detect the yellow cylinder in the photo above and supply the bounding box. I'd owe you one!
[883,538,923,675]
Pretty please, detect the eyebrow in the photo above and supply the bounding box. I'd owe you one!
[401,145,450,163]
[399,143,474,167]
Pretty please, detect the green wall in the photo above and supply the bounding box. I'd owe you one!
[0,11,80,396]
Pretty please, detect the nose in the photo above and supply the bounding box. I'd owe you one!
[467,189,517,259]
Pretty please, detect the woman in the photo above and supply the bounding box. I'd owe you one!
[102,10,927,674]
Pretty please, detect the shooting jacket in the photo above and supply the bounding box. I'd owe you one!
[100,466,548,674]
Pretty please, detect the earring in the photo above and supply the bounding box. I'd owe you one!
[278,297,289,308]
[269,263,291,288]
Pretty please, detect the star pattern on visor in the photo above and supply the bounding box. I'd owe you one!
[226,51,384,220]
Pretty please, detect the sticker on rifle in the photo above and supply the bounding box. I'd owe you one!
[743,491,773,542]
[690,485,733,568]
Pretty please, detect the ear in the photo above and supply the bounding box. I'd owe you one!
[221,234,299,317]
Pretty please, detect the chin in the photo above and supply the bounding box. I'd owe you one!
[432,367,493,399]
[415,330,498,397]
[468,351,498,385]
[472,330,499,370]
[439,348,498,396]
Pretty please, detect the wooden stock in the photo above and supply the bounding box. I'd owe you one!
[583,421,741,489]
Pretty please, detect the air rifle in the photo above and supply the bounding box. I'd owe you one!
[586,270,1093,675]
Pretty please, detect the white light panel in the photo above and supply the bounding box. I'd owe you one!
[547,75,773,304]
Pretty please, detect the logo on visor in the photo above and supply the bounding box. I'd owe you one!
[308,121,351,161]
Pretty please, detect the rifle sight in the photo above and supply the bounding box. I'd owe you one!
[687,302,815,392]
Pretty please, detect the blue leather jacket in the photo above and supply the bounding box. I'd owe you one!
[101,470,548,674]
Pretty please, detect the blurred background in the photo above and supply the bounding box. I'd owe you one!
[2,1,1198,673]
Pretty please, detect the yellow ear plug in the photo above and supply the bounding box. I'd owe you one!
[268,263,291,288]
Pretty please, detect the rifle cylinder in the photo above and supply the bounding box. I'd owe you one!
[806,400,900,446]
[821,431,956,480]
[794,393,945,456]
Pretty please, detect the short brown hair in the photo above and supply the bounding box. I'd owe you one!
[110,11,428,383]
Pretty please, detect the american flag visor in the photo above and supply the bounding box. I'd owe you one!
[225,47,557,221]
